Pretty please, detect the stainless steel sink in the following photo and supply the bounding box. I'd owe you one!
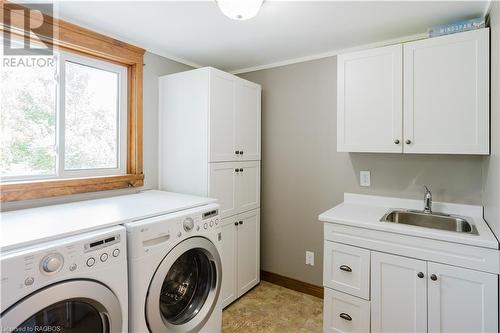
[380,209,479,235]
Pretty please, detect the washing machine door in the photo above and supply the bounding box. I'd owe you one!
[146,236,222,333]
[0,280,122,333]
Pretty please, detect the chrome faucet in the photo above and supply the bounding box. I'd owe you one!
[423,185,432,214]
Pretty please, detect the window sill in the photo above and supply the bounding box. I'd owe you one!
[0,174,144,202]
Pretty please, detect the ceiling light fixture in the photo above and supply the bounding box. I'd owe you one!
[217,0,264,21]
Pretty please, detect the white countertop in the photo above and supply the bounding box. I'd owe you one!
[319,193,499,249]
[0,190,216,252]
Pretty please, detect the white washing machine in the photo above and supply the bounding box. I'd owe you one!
[0,225,128,333]
[125,203,223,333]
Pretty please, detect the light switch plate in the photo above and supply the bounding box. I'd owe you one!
[360,171,371,187]
[306,251,314,266]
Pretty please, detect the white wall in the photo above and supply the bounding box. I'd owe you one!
[483,2,500,240]
[1,52,192,211]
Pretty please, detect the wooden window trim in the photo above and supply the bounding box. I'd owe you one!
[0,3,145,202]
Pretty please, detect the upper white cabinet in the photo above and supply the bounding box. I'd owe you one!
[235,81,261,161]
[337,44,403,153]
[209,70,261,162]
[404,29,489,154]
[210,71,237,162]
[337,28,489,155]
[159,67,262,197]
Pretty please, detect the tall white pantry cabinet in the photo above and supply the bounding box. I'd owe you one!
[158,67,261,308]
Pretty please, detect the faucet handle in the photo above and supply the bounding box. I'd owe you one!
[423,185,431,193]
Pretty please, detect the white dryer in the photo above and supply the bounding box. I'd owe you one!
[0,225,128,333]
[126,203,223,333]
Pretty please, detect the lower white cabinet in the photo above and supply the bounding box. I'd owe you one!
[427,262,498,333]
[324,242,499,333]
[371,252,427,333]
[324,288,370,333]
[221,209,260,308]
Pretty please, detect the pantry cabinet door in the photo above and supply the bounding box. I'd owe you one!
[235,161,260,214]
[371,251,427,333]
[209,71,237,162]
[403,28,489,154]
[220,216,238,308]
[427,262,498,333]
[236,209,260,297]
[209,162,238,218]
[337,44,403,153]
[235,81,261,161]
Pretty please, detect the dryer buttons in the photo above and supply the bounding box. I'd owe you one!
[41,253,64,274]
[112,249,120,257]
[69,263,77,271]
[86,257,96,267]
[100,253,108,262]
[24,277,34,286]
[203,223,208,230]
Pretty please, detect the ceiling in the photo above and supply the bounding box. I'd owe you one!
[53,1,490,73]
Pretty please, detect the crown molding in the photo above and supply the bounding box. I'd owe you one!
[230,32,428,74]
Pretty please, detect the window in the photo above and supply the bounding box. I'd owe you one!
[1,3,145,202]
[1,51,128,181]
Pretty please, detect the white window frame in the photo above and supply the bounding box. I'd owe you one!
[1,49,128,182]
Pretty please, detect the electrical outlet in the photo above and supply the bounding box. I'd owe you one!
[360,171,371,187]
[306,251,315,266]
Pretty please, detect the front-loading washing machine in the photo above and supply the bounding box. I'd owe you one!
[0,225,128,333]
[125,203,223,333]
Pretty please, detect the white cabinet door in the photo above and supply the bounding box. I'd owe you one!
[209,163,238,218]
[235,161,260,214]
[220,216,238,308]
[236,209,260,297]
[428,262,498,333]
[235,81,261,161]
[403,29,489,154]
[209,71,237,162]
[337,44,403,153]
[371,251,427,333]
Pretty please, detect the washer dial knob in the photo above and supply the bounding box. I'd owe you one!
[41,254,63,274]
[183,217,194,232]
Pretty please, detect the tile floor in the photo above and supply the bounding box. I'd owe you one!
[222,281,323,333]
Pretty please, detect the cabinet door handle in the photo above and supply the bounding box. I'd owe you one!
[339,313,352,321]
[406,139,412,144]
[239,220,243,225]
[239,168,243,172]
[234,222,238,226]
[239,151,244,155]
[235,150,240,155]
[430,274,438,281]
[235,168,239,172]
[339,265,352,272]
[417,272,424,279]
[394,139,400,144]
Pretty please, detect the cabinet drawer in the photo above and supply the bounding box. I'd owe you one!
[324,241,370,299]
[324,288,370,333]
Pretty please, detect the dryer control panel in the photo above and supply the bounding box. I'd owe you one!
[125,203,220,260]
[0,225,126,307]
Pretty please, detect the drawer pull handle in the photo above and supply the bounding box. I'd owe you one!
[339,265,352,272]
[339,313,352,321]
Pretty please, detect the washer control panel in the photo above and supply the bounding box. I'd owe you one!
[130,203,220,258]
[0,225,126,299]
